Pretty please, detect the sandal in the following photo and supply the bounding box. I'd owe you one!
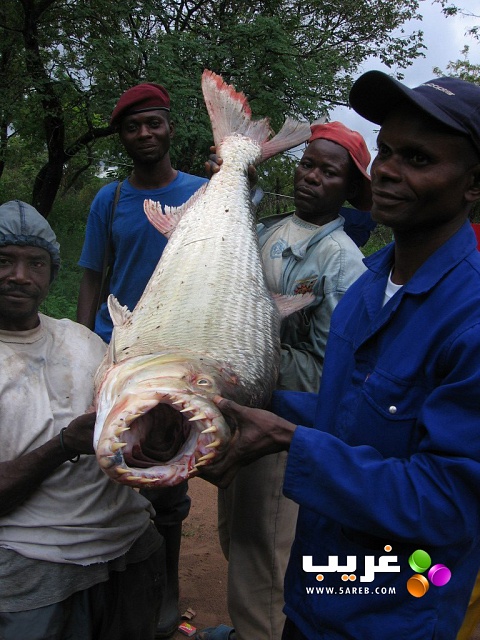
[195,625,236,639]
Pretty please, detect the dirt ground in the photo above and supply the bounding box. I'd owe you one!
[171,477,232,638]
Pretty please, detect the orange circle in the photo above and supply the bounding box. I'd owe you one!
[349,574,356,581]
[407,574,429,598]
[384,545,392,552]
[316,574,324,581]
[341,574,349,581]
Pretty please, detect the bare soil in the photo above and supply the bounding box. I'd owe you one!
[172,477,231,638]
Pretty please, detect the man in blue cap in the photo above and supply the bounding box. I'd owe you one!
[198,72,480,639]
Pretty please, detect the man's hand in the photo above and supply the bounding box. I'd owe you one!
[205,147,223,178]
[205,146,257,187]
[60,412,97,456]
[197,396,296,488]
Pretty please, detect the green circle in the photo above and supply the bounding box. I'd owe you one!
[409,549,431,573]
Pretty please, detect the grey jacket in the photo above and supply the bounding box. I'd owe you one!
[258,213,366,392]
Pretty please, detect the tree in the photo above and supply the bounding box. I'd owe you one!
[432,1,480,220]
[1,0,426,216]
[432,1,479,84]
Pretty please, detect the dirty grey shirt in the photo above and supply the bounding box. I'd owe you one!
[0,315,156,610]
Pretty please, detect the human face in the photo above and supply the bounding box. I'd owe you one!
[294,138,356,225]
[119,110,174,165]
[371,107,480,237]
[0,245,51,331]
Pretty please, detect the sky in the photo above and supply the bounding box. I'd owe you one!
[330,0,480,160]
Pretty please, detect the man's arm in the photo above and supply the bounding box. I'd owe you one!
[77,268,102,329]
[197,397,297,487]
[0,412,96,517]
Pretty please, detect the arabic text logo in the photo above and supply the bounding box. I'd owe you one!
[303,544,400,583]
[406,549,451,597]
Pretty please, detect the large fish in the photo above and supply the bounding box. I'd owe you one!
[93,70,312,487]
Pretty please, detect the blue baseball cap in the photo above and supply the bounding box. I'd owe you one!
[349,71,480,156]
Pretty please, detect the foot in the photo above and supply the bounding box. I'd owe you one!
[195,625,235,640]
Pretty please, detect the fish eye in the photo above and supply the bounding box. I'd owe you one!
[196,378,212,386]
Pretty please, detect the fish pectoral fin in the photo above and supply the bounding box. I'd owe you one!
[107,295,132,327]
[272,292,316,319]
[144,186,208,239]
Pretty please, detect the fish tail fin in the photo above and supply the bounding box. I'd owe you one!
[202,69,272,148]
[261,118,312,162]
[202,69,310,161]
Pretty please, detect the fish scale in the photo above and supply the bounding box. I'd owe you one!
[111,134,278,400]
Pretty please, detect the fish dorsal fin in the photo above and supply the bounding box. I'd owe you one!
[107,294,132,327]
[272,292,316,319]
[202,70,272,149]
[144,184,208,238]
[261,118,312,162]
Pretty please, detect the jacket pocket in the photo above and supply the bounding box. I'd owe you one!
[345,368,431,458]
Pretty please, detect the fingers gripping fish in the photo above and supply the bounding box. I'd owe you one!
[93,70,313,487]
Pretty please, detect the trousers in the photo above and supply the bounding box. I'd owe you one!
[218,452,298,640]
[0,545,165,640]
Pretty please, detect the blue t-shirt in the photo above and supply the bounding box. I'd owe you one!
[79,172,207,342]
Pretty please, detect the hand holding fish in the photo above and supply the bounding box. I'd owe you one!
[205,146,257,187]
[61,412,98,456]
[204,146,223,177]
[196,396,296,488]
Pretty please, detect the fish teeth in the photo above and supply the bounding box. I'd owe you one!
[111,442,127,452]
[116,467,131,475]
[139,477,158,484]
[189,412,207,422]
[180,405,196,413]
[125,475,138,482]
[172,400,183,406]
[115,426,130,436]
[201,426,217,434]
[197,452,216,462]
[205,438,221,449]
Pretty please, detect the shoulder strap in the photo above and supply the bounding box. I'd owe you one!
[96,180,123,313]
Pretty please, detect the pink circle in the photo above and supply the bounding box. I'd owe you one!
[428,564,451,587]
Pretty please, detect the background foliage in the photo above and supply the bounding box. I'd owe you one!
[1,0,426,215]
[2,0,478,319]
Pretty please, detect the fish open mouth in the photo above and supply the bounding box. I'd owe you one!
[93,352,239,487]
[123,402,189,467]
[95,386,230,488]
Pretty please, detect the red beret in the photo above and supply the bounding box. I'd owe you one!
[308,121,372,211]
[110,83,170,126]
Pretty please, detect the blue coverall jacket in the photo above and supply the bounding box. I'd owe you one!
[274,221,480,639]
